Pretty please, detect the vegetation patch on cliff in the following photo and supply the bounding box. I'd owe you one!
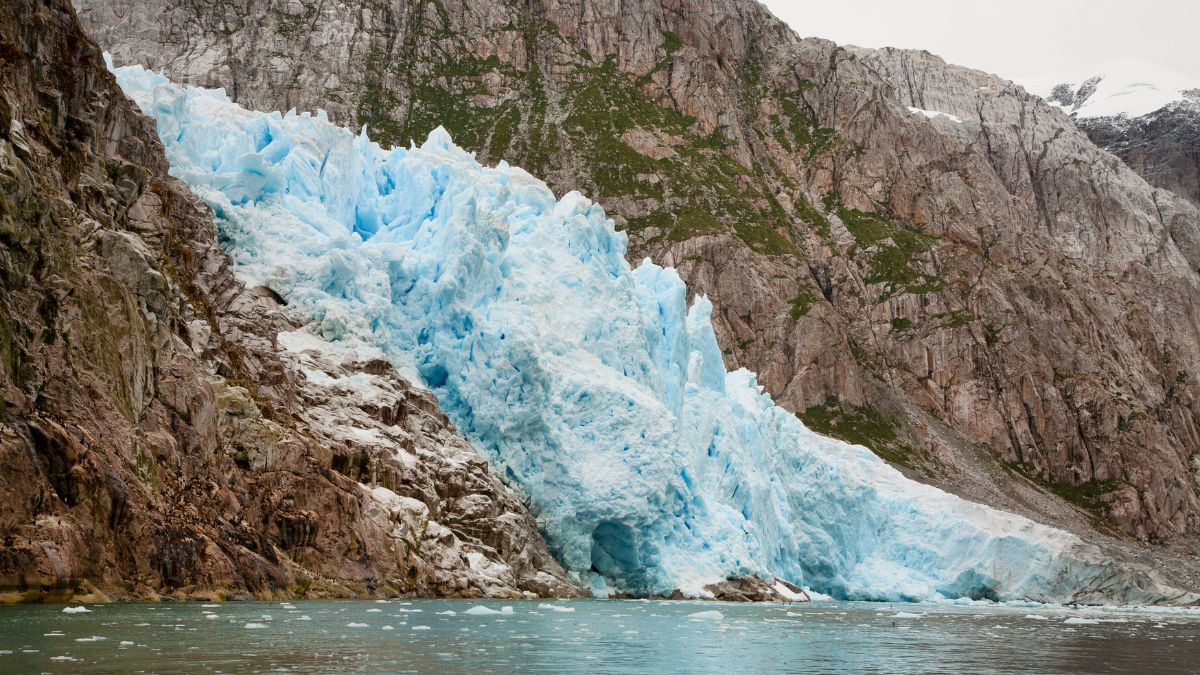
[800,396,919,468]
[825,194,944,300]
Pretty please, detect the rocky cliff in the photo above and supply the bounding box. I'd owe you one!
[1019,60,1200,207]
[1077,103,1200,208]
[0,0,581,602]
[77,0,1200,550]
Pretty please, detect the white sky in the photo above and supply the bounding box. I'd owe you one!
[759,0,1200,80]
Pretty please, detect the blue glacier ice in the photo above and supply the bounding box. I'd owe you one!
[112,63,1189,604]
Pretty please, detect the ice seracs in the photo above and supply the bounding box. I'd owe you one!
[112,63,1195,605]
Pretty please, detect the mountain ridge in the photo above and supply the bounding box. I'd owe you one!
[1016,58,1200,207]
[1018,57,1200,119]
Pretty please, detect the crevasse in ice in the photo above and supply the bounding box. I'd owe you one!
[112,63,1173,603]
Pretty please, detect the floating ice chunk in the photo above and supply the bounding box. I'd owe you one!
[382,625,394,631]
[893,612,925,619]
[411,625,430,631]
[1024,614,1050,620]
[297,615,312,621]
[464,606,515,616]
[366,609,382,613]
[537,603,576,613]
[244,623,268,629]
[201,604,221,608]
[75,636,106,642]
[120,641,135,646]
[1063,617,1100,625]
[50,656,79,662]
[43,632,64,637]
[62,606,91,614]
[687,610,724,621]
[205,614,219,620]
[346,623,369,628]
[437,610,457,616]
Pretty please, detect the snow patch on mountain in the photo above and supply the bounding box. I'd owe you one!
[111,62,1190,604]
[907,107,963,123]
[1019,58,1200,118]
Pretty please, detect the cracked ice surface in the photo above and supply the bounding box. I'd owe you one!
[112,63,1187,604]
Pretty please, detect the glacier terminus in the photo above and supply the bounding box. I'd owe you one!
[111,63,1194,606]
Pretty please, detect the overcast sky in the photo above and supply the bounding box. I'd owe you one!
[759,0,1200,81]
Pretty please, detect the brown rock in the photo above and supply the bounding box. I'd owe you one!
[0,0,584,603]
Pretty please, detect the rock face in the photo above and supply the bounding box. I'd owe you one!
[76,0,1200,549]
[1076,103,1200,207]
[1017,61,1200,207]
[0,0,581,602]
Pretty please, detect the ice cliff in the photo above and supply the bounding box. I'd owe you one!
[111,64,1189,604]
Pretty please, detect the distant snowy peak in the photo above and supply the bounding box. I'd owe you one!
[1019,58,1200,118]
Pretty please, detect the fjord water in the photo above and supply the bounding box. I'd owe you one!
[1,600,1197,674]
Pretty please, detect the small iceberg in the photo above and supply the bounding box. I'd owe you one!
[893,612,925,619]
[62,606,91,614]
[464,606,514,616]
[244,622,268,629]
[346,622,369,628]
[1064,617,1100,625]
[538,603,576,613]
[687,610,724,621]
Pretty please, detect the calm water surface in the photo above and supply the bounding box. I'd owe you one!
[0,598,1197,673]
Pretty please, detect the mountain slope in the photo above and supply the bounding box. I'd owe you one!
[76,0,1200,553]
[1019,59,1200,206]
[0,0,579,601]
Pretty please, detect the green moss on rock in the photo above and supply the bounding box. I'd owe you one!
[800,396,919,468]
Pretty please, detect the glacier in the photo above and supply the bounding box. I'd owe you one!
[112,63,1189,604]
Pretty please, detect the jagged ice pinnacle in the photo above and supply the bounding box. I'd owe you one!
[112,62,1184,604]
